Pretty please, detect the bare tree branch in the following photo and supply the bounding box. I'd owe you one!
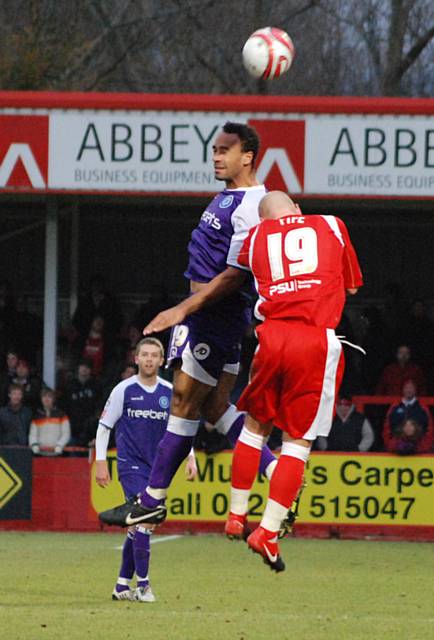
[58,0,137,83]
[287,0,322,19]
[399,23,434,75]
[0,0,431,96]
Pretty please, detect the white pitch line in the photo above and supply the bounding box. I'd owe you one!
[114,534,182,550]
[151,534,182,545]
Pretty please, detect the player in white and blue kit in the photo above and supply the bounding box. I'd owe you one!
[100,122,278,530]
[95,337,196,602]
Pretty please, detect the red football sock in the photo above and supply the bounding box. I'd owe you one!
[268,454,305,508]
[231,429,263,490]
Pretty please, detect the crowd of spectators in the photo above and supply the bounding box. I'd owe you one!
[1,276,434,455]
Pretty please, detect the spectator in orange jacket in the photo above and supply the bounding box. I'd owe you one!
[29,388,71,456]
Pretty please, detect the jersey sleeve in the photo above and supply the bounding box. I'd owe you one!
[226,198,260,269]
[336,218,363,289]
[237,226,256,270]
[98,383,124,429]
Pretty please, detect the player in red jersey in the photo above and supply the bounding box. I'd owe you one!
[136,190,362,567]
[225,191,363,571]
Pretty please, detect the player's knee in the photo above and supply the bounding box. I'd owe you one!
[203,384,233,424]
[203,399,229,425]
[282,434,311,449]
[171,388,201,420]
[245,414,273,436]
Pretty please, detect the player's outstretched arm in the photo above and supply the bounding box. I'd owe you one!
[143,267,246,335]
[142,305,190,336]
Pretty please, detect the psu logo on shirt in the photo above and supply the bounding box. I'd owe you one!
[127,408,168,420]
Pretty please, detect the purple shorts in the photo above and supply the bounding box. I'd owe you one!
[167,309,246,387]
[118,463,150,501]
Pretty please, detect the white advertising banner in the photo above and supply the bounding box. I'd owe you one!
[49,112,224,192]
[0,108,433,197]
[305,115,434,196]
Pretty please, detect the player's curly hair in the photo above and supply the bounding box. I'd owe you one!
[222,121,260,167]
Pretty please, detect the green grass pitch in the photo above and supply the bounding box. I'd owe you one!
[0,532,433,640]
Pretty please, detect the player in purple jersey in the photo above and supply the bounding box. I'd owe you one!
[99,122,280,530]
[96,338,196,602]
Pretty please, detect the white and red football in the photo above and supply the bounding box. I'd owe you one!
[242,27,295,80]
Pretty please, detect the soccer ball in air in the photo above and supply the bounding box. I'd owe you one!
[242,27,295,80]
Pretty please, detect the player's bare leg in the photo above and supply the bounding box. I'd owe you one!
[201,370,237,426]
[247,434,311,573]
[203,372,277,485]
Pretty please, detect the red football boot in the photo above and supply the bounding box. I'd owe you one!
[247,526,285,572]
[224,512,250,541]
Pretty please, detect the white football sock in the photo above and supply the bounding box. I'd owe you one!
[265,459,277,480]
[261,498,288,533]
[230,488,250,516]
[213,404,244,435]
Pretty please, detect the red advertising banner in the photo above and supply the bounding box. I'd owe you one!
[0,115,48,189]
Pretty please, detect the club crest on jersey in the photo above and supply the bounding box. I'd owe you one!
[173,325,189,347]
[193,343,210,360]
[219,195,234,209]
[159,395,170,409]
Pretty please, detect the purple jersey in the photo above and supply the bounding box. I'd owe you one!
[99,375,172,468]
[185,185,266,283]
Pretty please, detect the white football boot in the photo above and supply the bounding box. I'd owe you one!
[135,585,156,603]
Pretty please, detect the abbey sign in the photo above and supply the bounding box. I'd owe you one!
[0,94,432,198]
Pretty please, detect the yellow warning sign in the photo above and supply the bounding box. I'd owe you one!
[0,456,23,509]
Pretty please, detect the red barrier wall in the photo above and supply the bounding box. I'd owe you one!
[1,457,99,532]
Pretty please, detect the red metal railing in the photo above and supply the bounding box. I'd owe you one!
[353,395,434,414]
